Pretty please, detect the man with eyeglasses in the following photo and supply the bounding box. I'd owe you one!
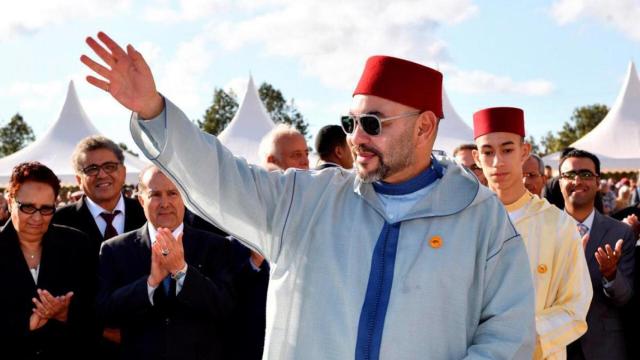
[53,135,146,358]
[54,135,146,251]
[82,32,536,359]
[522,154,547,197]
[556,149,635,360]
[472,107,592,360]
[453,143,487,186]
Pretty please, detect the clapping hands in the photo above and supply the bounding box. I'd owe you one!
[30,289,74,330]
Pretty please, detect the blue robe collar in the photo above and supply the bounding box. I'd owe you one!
[372,156,444,195]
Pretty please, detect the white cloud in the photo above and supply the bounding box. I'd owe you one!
[143,0,231,23]
[0,80,67,111]
[550,0,640,41]
[224,77,249,98]
[153,35,215,116]
[0,0,131,41]
[204,0,478,90]
[448,69,555,96]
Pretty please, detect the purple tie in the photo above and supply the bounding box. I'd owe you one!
[100,210,121,240]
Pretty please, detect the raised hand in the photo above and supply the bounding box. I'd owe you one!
[595,239,624,280]
[622,214,640,239]
[81,31,164,119]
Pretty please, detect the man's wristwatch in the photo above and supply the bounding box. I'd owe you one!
[171,263,188,280]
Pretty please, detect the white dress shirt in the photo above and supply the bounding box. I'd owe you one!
[85,195,126,236]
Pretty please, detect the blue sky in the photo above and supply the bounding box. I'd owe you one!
[1,0,639,153]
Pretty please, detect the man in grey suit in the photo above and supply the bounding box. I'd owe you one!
[559,149,635,359]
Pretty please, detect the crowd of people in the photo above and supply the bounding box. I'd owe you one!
[1,30,640,359]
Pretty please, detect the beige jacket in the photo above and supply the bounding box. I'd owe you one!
[506,192,593,360]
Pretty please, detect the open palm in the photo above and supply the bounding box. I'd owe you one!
[81,32,163,119]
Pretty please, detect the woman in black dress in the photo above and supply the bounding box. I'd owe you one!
[0,162,97,359]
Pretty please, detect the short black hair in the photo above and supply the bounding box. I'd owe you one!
[315,125,347,158]
[558,147,601,175]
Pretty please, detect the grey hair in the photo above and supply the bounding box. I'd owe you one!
[136,164,160,193]
[258,124,303,165]
[528,153,545,175]
[72,135,125,173]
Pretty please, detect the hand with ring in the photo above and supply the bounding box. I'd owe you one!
[149,240,170,288]
[155,228,186,276]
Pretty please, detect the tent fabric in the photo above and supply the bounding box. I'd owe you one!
[543,61,640,172]
[0,81,148,185]
[218,76,275,165]
[433,88,474,156]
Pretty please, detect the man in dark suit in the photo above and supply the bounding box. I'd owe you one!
[98,165,234,359]
[52,135,147,353]
[53,135,146,252]
[559,149,635,360]
[314,124,353,170]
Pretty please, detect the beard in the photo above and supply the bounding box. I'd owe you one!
[353,129,416,183]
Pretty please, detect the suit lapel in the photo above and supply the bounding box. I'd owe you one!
[1,223,37,290]
[182,225,198,265]
[78,197,104,241]
[586,211,607,265]
[135,224,152,272]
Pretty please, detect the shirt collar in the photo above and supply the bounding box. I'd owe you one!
[570,208,595,231]
[147,222,185,245]
[85,194,126,220]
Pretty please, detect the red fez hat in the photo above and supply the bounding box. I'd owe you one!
[473,107,525,139]
[353,55,444,119]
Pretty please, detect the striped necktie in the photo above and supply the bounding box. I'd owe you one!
[577,223,589,237]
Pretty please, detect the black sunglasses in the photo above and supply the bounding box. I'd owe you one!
[82,161,121,176]
[15,200,56,216]
[560,169,598,181]
[340,111,421,136]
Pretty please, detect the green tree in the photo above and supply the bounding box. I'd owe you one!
[540,131,561,156]
[198,88,239,135]
[525,135,541,156]
[258,83,309,137]
[539,104,609,155]
[0,113,35,156]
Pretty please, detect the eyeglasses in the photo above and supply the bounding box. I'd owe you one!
[523,172,542,179]
[15,200,56,216]
[560,169,598,181]
[340,111,421,136]
[82,162,120,176]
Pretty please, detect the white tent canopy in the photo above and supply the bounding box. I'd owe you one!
[433,88,474,157]
[0,81,148,185]
[218,76,275,165]
[544,61,640,172]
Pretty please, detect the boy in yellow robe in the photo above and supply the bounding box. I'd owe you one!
[472,107,592,359]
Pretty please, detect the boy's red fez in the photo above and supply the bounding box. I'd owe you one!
[473,107,525,139]
[353,55,444,119]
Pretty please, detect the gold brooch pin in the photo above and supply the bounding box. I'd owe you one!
[537,264,548,274]
[429,235,442,249]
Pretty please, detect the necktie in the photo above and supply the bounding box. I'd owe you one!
[577,223,589,237]
[100,210,121,240]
